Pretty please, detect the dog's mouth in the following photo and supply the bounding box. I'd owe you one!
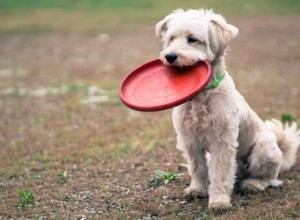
[161,52,203,68]
[166,61,202,70]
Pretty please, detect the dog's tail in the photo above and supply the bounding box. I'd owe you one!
[265,119,300,173]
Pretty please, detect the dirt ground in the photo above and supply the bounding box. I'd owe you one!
[0,15,299,219]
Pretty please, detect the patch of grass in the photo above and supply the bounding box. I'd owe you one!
[18,190,34,211]
[98,141,134,159]
[0,0,300,34]
[1,0,299,15]
[149,170,183,186]
[0,0,154,10]
[66,83,88,93]
[281,113,297,123]
[197,209,210,220]
[58,170,68,184]
[2,166,26,180]
[245,209,258,219]
[32,173,42,180]
[283,207,299,219]
[31,151,57,164]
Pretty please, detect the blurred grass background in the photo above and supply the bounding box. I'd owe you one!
[1,0,300,34]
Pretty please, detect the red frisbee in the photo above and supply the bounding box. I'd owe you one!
[120,59,211,111]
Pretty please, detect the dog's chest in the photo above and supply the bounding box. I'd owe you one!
[180,95,215,132]
[190,95,214,123]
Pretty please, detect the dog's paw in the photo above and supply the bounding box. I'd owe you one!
[184,186,208,199]
[208,195,232,211]
[269,179,283,188]
[240,178,268,192]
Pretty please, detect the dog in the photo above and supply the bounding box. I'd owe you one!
[155,9,300,209]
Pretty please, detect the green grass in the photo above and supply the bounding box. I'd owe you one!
[0,0,154,10]
[0,0,299,34]
[1,0,299,14]
[18,190,34,211]
[281,113,297,123]
[58,170,68,184]
[149,170,184,186]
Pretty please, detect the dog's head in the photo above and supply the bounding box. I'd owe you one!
[155,9,238,67]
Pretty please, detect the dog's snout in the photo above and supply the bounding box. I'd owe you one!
[165,52,178,64]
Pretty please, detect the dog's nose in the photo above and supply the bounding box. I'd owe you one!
[165,52,177,64]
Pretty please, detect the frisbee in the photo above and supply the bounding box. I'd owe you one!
[120,59,211,111]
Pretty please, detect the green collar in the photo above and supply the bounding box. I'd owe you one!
[205,70,226,91]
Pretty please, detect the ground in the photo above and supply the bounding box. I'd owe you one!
[0,4,300,219]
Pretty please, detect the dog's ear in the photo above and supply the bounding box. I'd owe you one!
[155,17,170,40]
[155,9,184,40]
[208,14,239,53]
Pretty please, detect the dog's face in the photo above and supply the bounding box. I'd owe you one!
[156,9,239,67]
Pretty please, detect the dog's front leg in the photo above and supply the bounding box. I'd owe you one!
[172,106,209,197]
[184,147,208,197]
[175,130,209,197]
[208,137,238,210]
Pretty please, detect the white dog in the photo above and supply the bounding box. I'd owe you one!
[155,9,300,209]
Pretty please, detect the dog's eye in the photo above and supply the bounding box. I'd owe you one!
[187,37,198,44]
[170,36,175,42]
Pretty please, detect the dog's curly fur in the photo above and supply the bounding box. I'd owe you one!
[155,9,300,209]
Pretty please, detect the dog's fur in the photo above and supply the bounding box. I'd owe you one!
[155,9,300,209]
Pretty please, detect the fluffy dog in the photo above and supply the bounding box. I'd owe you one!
[155,9,300,209]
